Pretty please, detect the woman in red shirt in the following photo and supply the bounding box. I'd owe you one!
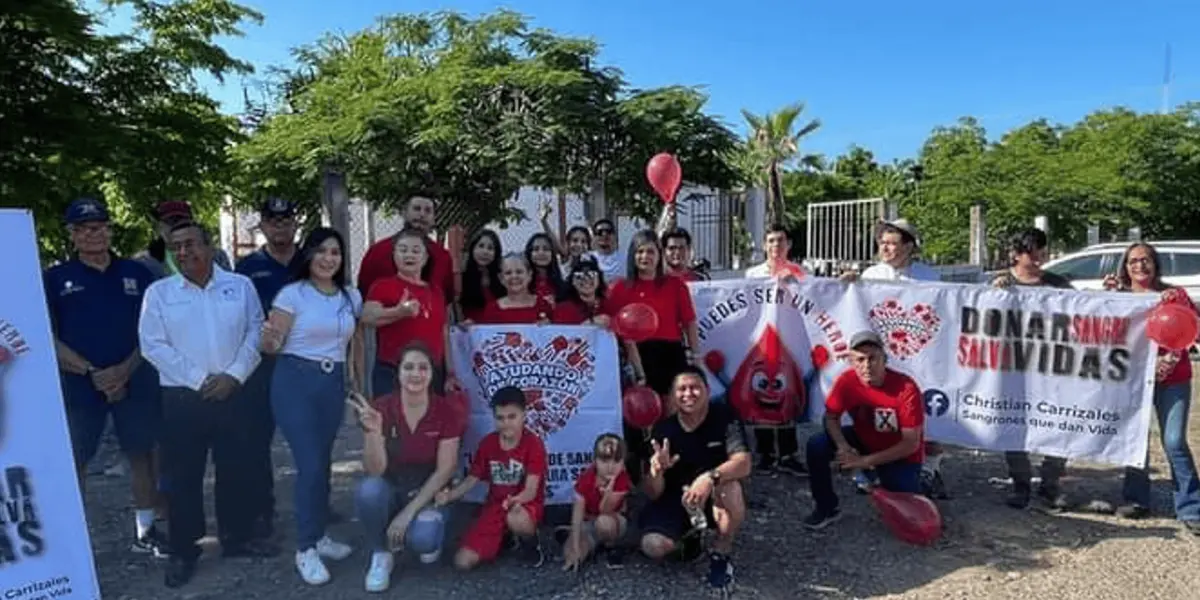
[472,253,551,325]
[607,230,700,396]
[363,228,458,396]
[1102,242,1200,529]
[525,233,564,306]
[456,229,505,323]
[552,257,611,327]
[350,343,466,592]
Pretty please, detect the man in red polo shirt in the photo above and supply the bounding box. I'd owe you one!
[802,330,925,530]
[357,194,455,303]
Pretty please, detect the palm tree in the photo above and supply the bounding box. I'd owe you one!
[740,103,821,224]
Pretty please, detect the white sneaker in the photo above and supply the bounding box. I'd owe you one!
[315,535,352,561]
[418,548,441,564]
[364,551,394,593]
[295,548,330,586]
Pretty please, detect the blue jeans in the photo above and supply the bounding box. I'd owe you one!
[355,476,449,554]
[1124,381,1200,522]
[806,425,921,513]
[270,354,346,549]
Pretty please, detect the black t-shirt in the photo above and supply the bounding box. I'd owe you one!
[649,403,749,497]
[994,269,1074,290]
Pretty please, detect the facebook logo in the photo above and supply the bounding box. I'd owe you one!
[924,389,950,418]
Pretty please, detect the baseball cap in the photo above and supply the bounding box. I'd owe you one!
[155,200,193,223]
[65,197,110,224]
[879,218,920,246]
[849,330,884,351]
[259,197,296,218]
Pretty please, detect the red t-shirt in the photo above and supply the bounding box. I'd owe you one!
[573,465,631,517]
[477,297,552,325]
[374,393,466,478]
[551,298,609,325]
[1157,289,1196,385]
[605,276,697,342]
[825,369,925,463]
[357,235,455,304]
[533,273,558,305]
[469,430,548,506]
[367,277,447,366]
[668,268,702,283]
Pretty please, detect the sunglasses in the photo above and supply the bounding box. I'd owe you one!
[572,270,599,280]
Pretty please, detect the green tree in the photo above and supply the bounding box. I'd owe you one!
[0,0,261,258]
[233,10,741,232]
[740,103,821,225]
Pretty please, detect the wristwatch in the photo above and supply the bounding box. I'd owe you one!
[707,468,721,485]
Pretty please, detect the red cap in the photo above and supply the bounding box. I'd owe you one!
[155,201,193,222]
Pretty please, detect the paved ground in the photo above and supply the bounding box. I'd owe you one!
[87,384,1200,600]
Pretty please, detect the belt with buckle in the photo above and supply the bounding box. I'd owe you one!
[319,359,335,374]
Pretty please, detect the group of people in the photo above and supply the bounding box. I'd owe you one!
[43,191,1199,596]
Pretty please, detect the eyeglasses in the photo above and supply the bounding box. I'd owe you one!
[572,271,599,281]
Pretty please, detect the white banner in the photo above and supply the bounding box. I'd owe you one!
[450,325,623,504]
[0,211,101,599]
[691,277,1160,467]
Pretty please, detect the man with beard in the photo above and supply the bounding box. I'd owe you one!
[235,198,299,539]
[357,194,455,303]
[639,367,751,593]
[139,222,277,587]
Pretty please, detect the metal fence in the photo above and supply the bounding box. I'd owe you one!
[805,197,885,274]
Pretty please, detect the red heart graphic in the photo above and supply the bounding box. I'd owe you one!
[472,332,595,437]
[867,299,942,359]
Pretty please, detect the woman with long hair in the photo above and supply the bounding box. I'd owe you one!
[457,229,505,322]
[552,257,611,327]
[473,253,552,325]
[525,232,565,305]
[605,230,699,483]
[259,227,364,585]
[363,228,458,397]
[1102,242,1200,532]
[537,199,592,269]
[350,343,465,592]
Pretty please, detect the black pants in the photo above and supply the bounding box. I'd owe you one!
[161,386,255,559]
[624,340,689,484]
[244,357,277,524]
[754,425,799,460]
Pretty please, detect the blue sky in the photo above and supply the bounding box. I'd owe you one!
[101,0,1200,161]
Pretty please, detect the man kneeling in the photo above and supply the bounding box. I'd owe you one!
[804,331,925,529]
[639,367,751,592]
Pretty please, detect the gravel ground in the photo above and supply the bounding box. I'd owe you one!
[85,385,1200,600]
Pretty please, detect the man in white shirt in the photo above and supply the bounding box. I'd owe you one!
[841,218,947,499]
[745,223,808,280]
[585,218,627,283]
[138,222,278,588]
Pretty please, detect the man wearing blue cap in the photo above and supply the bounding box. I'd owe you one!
[235,197,299,539]
[44,197,167,557]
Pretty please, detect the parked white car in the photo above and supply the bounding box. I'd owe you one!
[1042,241,1200,301]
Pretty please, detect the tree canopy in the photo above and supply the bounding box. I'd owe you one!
[233,10,742,230]
[1,0,261,257]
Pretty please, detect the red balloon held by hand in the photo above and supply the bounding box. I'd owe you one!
[622,385,662,429]
[870,488,942,545]
[646,153,682,205]
[1146,302,1199,351]
[615,302,660,343]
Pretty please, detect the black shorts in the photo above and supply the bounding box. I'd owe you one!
[637,494,714,541]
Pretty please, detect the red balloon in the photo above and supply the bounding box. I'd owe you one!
[615,302,660,343]
[870,488,943,545]
[703,350,726,375]
[622,385,662,429]
[646,153,682,205]
[1147,302,1200,351]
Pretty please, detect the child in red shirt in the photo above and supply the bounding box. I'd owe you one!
[437,386,547,570]
[559,434,632,570]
